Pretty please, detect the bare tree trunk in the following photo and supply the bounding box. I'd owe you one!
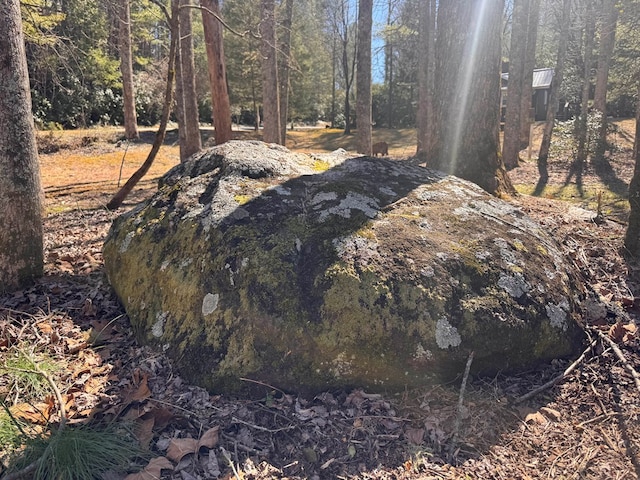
[119,0,139,140]
[331,34,337,127]
[201,0,233,145]
[0,0,44,291]
[593,0,618,162]
[107,1,179,211]
[432,0,514,196]
[385,0,393,129]
[537,0,571,189]
[356,0,372,155]
[179,0,202,159]
[416,0,436,159]
[260,0,281,144]
[624,75,640,256]
[502,0,529,169]
[573,0,596,183]
[279,0,294,145]
[519,0,540,148]
[174,4,187,159]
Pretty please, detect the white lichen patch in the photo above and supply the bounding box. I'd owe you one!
[152,311,168,338]
[270,185,292,196]
[420,266,435,277]
[332,235,379,262]
[546,298,570,330]
[180,258,193,269]
[498,272,530,298]
[378,186,397,197]
[119,231,135,253]
[318,193,379,221]
[202,293,220,316]
[413,343,434,361]
[435,317,462,349]
[475,250,491,261]
[311,191,338,206]
[493,238,521,268]
[331,352,354,377]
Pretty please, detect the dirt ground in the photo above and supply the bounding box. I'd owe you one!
[1,124,639,479]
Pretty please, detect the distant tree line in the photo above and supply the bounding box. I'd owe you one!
[19,0,640,132]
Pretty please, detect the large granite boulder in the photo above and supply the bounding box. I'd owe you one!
[103,140,586,394]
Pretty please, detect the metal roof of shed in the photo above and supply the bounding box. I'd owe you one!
[501,67,554,90]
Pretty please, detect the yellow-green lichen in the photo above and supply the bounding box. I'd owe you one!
[313,159,331,171]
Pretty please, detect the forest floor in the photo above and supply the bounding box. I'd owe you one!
[1,122,639,479]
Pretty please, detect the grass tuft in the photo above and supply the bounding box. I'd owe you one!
[1,349,61,401]
[7,423,144,480]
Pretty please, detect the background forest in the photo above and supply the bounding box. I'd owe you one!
[21,0,640,133]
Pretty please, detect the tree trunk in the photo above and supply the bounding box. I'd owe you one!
[502,0,529,169]
[179,0,202,159]
[519,0,540,148]
[331,34,337,127]
[201,0,233,145]
[260,0,281,144]
[278,0,294,145]
[624,75,640,256]
[432,0,514,196]
[0,0,44,291]
[119,0,139,140]
[342,33,354,135]
[593,0,618,162]
[107,0,179,211]
[573,0,596,183]
[356,0,372,155]
[174,2,187,160]
[416,0,436,159]
[537,0,570,188]
[385,0,393,129]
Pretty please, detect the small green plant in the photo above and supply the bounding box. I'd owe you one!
[1,349,60,400]
[7,423,144,480]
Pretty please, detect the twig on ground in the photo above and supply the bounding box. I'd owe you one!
[220,446,242,480]
[590,327,640,395]
[512,340,597,405]
[448,351,474,459]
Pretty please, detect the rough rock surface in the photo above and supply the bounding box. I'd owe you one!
[103,140,586,394]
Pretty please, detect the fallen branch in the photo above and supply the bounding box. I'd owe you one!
[590,326,640,395]
[512,340,597,405]
[448,350,474,459]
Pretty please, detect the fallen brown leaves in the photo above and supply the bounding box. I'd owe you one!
[1,139,640,478]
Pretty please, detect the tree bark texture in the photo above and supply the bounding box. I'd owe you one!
[502,0,530,169]
[537,0,570,181]
[519,0,540,148]
[278,0,294,146]
[432,0,514,196]
[416,0,436,159]
[201,0,233,145]
[0,0,44,292]
[178,0,202,160]
[260,0,282,144]
[107,0,179,210]
[624,76,640,255]
[355,0,373,155]
[593,0,618,157]
[119,0,139,140]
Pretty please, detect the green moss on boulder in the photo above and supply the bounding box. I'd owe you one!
[103,141,587,395]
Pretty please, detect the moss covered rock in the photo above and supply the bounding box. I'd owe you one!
[103,140,586,394]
